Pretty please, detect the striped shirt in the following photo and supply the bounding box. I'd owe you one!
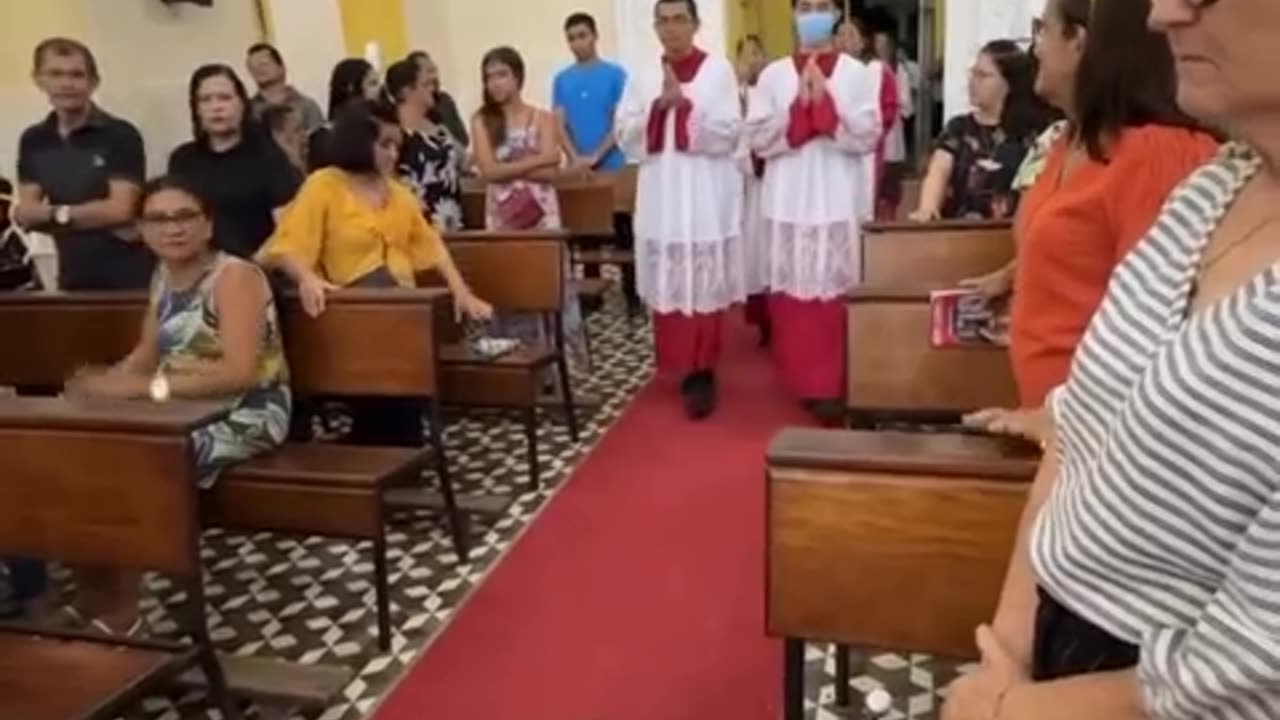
[1031,143,1280,720]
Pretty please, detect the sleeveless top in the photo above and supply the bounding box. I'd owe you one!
[153,252,290,485]
[483,115,562,230]
[1031,143,1280,718]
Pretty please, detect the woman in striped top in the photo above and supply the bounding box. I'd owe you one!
[942,1,1280,719]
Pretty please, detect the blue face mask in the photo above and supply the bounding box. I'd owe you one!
[794,10,836,49]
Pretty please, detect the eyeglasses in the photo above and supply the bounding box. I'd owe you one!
[139,209,203,229]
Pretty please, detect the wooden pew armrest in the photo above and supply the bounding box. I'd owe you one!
[767,428,1040,481]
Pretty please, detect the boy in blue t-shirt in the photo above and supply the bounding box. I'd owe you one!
[553,11,639,314]
[553,12,626,171]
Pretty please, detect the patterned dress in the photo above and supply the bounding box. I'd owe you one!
[398,124,464,231]
[152,252,291,486]
[483,117,587,368]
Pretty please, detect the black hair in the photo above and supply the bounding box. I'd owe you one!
[246,42,285,67]
[978,40,1056,143]
[138,174,212,217]
[477,46,526,149]
[327,101,399,174]
[187,63,256,144]
[326,58,375,119]
[653,0,699,22]
[32,37,99,80]
[564,12,598,34]
[384,58,422,106]
[834,16,874,62]
[261,103,298,133]
[1054,0,1200,162]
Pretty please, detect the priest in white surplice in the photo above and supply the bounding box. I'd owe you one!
[746,0,881,421]
[617,0,743,420]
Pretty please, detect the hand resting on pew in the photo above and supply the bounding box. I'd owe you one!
[961,406,1048,447]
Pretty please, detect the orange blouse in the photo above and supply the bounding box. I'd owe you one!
[1010,124,1217,408]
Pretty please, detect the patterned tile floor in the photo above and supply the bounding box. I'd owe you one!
[3,295,961,720]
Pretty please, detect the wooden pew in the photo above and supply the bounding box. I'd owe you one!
[860,219,1013,286]
[0,396,239,720]
[848,220,1017,425]
[765,427,1038,719]
[459,175,634,303]
[433,230,580,490]
[0,288,475,652]
[846,287,1018,425]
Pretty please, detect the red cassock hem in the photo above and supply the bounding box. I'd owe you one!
[767,293,845,400]
[652,310,725,375]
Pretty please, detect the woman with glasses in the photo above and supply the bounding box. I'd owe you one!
[943,0,1280,718]
[909,40,1051,221]
[61,175,290,634]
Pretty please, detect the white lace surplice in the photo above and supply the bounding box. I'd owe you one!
[617,54,745,315]
[746,55,882,301]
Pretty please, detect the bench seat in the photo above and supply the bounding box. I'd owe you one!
[207,443,438,652]
[438,342,557,369]
[0,631,183,720]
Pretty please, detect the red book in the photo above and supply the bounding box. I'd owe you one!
[929,288,1004,348]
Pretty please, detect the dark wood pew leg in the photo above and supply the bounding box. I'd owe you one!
[784,637,805,720]
[189,603,242,720]
[525,407,540,491]
[553,315,581,443]
[834,643,851,707]
[373,528,392,652]
[426,399,470,563]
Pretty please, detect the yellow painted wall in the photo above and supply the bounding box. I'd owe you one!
[759,0,794,58]
[337,0,408,63]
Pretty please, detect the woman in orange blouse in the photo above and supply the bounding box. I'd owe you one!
[962,0,1217,417]
[258,101,491,446]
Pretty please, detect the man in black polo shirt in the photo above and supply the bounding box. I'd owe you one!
[14,37,153,291]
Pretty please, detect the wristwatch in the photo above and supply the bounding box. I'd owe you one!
[52,205,71,226]
[148,373,171,403]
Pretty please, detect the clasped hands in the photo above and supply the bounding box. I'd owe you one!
[795,56,827,104]
[941,625,1031,720]
[658,63,685,109]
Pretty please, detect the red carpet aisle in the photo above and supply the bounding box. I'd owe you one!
[371,317,808,720]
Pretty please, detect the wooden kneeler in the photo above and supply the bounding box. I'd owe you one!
[765,428,1038,718]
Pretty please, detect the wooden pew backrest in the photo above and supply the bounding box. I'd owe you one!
[861,220,1014,286]
[438,230,566,313]
[0,397,220,575]
[281,288,445,397]
[556,179,616,236]
[846,288,1018,414]
[766,428,1036,659]
[0,292,145,387]
[0,289,448,398]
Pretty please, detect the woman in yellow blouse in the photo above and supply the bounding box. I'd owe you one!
[258,101,491,320]
[258,101,491,446]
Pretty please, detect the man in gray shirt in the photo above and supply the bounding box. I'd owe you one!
[246,42,325,132]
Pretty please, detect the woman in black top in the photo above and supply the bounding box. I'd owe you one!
[384,59,464,230]
[308,59,382,172]
[910,40,1054,221]
[168,64,300,258]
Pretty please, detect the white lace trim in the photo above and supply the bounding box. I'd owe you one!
[760,219,860,301]
[636,235,746,315]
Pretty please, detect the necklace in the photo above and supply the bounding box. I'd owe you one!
[1188,214,1280,305]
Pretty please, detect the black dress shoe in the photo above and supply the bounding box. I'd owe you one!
[683,370,717,420]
